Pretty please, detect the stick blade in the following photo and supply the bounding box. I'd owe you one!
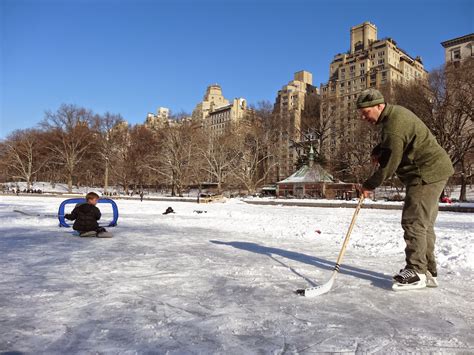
[295,275,336,297]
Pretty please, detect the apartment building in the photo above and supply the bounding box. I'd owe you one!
[208,98,247,136]
[441,33,474,63]
[270,70,319,182]
[320,22,427,156]
[192,84,247,135]
[145,107,170,130]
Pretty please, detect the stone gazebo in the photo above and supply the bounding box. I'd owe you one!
[276,147,356,199]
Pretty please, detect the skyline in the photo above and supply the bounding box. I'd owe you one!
[1,0,473,138]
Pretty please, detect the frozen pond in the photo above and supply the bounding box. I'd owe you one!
[1,196,473,353]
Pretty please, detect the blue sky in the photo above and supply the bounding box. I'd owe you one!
[1,0,473,137]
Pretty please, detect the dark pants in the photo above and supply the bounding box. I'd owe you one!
[401,180,447,274]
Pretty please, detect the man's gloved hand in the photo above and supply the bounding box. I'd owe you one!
[64,214,72,220]
[357,184,373,199]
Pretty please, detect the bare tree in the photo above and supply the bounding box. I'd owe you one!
[230,108,278,193]
[251,100,285,183]
[108,124,155,194]
[318,96,348,169]
[108,124,132,194]
[147,115,198,196]
[300,94,333,163]
[393,58,474,200]
[198,131,240,193]
[232,121,271,194]
[441,59,473,201]
[93,112,126,193]
[41,104,95,193]
[333,118,378,183]
[1,129,49,189]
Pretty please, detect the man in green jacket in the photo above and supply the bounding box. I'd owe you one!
[357,89,454,291]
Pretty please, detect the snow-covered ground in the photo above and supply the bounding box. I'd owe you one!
[0,196,473,353]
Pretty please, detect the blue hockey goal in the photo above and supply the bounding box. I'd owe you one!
[58,198,119,228]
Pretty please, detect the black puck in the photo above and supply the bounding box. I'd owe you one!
[295,289,305,296]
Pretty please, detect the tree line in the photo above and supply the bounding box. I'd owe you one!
[1,59,472,200]
[0,102,277,196]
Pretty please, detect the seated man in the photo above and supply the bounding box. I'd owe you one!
[65,192,112,238]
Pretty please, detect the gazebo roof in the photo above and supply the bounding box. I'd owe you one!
[278,163,335,184]
[278,146,337,185]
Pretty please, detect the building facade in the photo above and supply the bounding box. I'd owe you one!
[320,22,427,157]
[270,70,319,182]
[192,84,229,123]
[208,98,247,136]
[145,107,170,130]
[441,33,474,63]
[192,84,247,135]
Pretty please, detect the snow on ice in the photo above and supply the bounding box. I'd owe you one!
[0,195,473,353]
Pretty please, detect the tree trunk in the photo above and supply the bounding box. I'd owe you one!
[68,175,73,193]
[459,172,467,202]
[104,160,109,193]
[171,177,176,196]
[26,158,33,190]
[247,184,255,195]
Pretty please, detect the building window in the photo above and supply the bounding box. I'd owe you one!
[452,48,461,61]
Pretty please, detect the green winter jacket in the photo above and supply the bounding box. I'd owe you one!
[363,104,454,190]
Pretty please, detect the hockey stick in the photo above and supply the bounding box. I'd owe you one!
[296,196,365,297]
[13,209,59,218]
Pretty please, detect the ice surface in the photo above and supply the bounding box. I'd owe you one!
[1,196,473,353]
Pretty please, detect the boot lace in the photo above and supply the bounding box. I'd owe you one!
[398,269,416,280]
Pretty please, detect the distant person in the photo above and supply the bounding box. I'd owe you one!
[163,207,175,215]
[357,89,454,291]
[65,192,112,238]
[140,191,144,202]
